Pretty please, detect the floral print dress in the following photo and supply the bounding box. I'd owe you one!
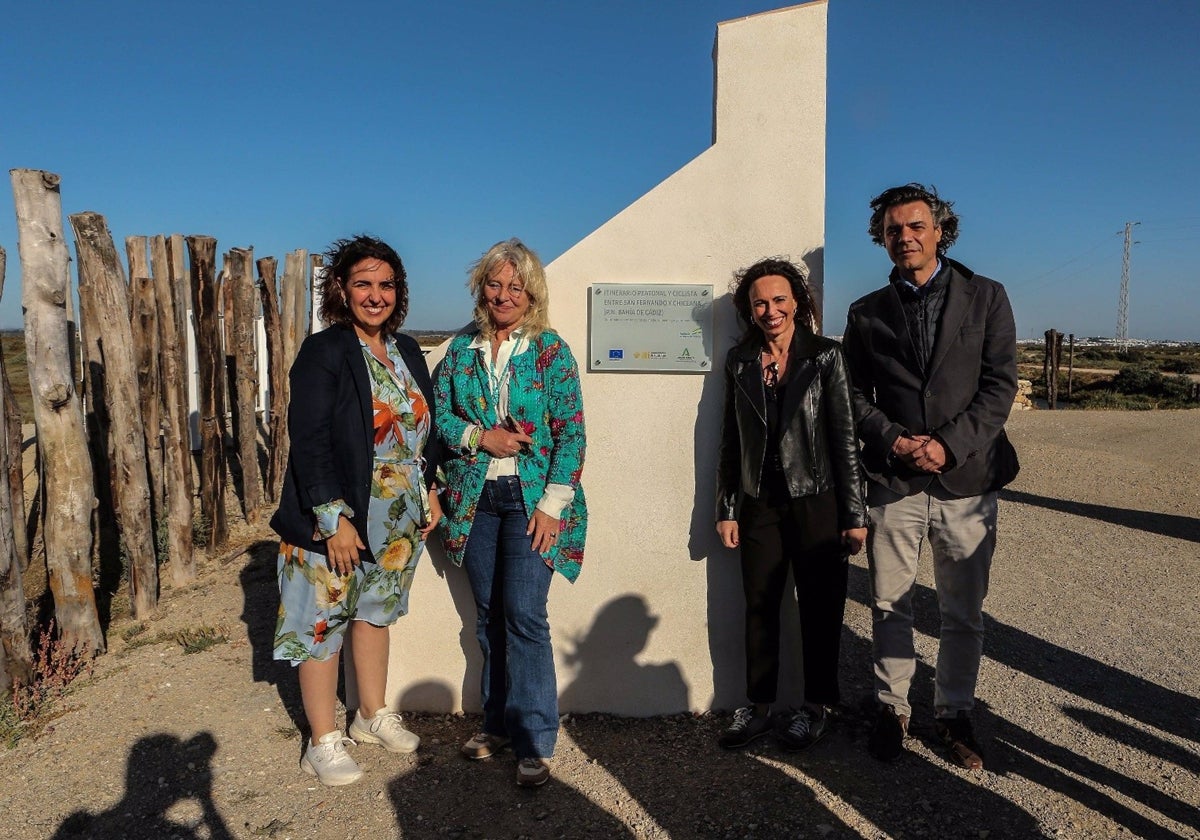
[274,338,431,663]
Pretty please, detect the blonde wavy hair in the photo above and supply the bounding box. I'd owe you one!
[468,238,551,340]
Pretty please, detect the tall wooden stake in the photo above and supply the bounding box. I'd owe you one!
[257,257,286,503]
[229,247,262,522]
[70,212,159,618]
[127,236,165,531]
[1043,329,1063,410]
[187,236,228,551]
[1067,333,1075,402]
[281,249,308,375]
[151,235,195,583]
[11,169,103,654]
[0,244,32,688]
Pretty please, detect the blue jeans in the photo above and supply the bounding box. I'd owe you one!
[463,477,557,759]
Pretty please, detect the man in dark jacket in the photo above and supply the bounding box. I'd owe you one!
[842,183,1019,770]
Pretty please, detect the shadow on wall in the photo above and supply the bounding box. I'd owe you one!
[559,594,687,715]
[424,517,485,711]
[50,733,233,840]
[398,678,455,717]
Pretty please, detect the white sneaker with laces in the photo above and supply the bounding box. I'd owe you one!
[301,731,363,786]
[349,709,420,753]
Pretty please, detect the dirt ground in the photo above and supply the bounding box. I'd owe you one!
[3,409,1198,839]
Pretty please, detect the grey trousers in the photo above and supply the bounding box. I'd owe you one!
[866,483,997,718]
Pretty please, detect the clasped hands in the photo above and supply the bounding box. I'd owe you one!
[892,433,946,474]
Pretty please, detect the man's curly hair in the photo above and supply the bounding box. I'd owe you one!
[868,183,959,252]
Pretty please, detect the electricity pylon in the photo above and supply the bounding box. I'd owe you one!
[1116,221,1140,352]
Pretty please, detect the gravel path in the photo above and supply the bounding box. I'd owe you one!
[4,409,1198,839]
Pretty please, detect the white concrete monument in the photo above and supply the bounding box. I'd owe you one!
[391,1,828,715]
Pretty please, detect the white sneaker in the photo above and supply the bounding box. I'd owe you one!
[348,709,420,754]
[301,731,363,786]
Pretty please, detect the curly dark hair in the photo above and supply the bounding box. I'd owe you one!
[867,183,959,252]
[730,257,817,338]
[318,235,409,334]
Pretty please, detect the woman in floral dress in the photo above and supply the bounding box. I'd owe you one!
[435,238,587,788]
[270,235,441,786]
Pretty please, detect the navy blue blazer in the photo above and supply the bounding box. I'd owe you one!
[843,258,1019,498]
[270,323,441,558]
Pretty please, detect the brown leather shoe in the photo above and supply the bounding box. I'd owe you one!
[935,714,984,770]
[867,705,909,761]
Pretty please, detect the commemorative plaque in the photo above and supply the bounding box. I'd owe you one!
[588,283,714,373]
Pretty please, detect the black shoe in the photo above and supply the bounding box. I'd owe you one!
[867,705,908,761]
[776,705,828,751]
[935,712,984,770]
[718,706,773,749]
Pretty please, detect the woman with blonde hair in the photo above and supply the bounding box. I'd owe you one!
[435,238,587,787]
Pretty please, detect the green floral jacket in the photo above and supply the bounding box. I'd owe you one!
[434,328,588,581]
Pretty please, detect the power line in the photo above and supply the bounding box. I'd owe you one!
[1009,233,1121,288]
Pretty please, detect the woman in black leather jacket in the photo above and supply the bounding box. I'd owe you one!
[715,257,867,752]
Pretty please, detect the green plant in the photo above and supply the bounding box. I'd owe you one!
[1112,365,1164,395]
[1071,390,1157,410]
[121,622,148,641]
[175,625,229,654]
[156,518,170,562]
[1163,358,1200,374]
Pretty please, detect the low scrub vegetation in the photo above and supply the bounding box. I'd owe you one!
[2,622,95,746]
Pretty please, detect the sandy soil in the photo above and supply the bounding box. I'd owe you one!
[3,409,1198,839]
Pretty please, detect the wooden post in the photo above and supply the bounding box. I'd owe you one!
[0,246,27,569]
[281,249,308,375]
[220,255,235,449]
[70,212,159,618]
[1067,333,1075,401]
[165,234,193,452]
[11,169,104,655]
[127,236,165,532]
[1,348,27,569]
[187,235,229,551]
[0,245,32,689]
[1043,329,1063,410]
[1043,329,1055,409]
[257,257,287,503]
[151,235,195,584]
[229,247,262,522]
[1054,331,1063,407]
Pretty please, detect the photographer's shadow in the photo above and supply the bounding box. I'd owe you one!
[559,594,688,715]
[51,733,233,839]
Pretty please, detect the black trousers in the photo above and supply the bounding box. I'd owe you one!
[738,487,848,706]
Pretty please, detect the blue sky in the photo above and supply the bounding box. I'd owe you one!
[2,0,1197,339]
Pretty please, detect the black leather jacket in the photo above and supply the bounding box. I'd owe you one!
[716,328,867,530]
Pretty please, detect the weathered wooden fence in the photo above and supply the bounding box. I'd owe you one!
[0,168,311,686]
